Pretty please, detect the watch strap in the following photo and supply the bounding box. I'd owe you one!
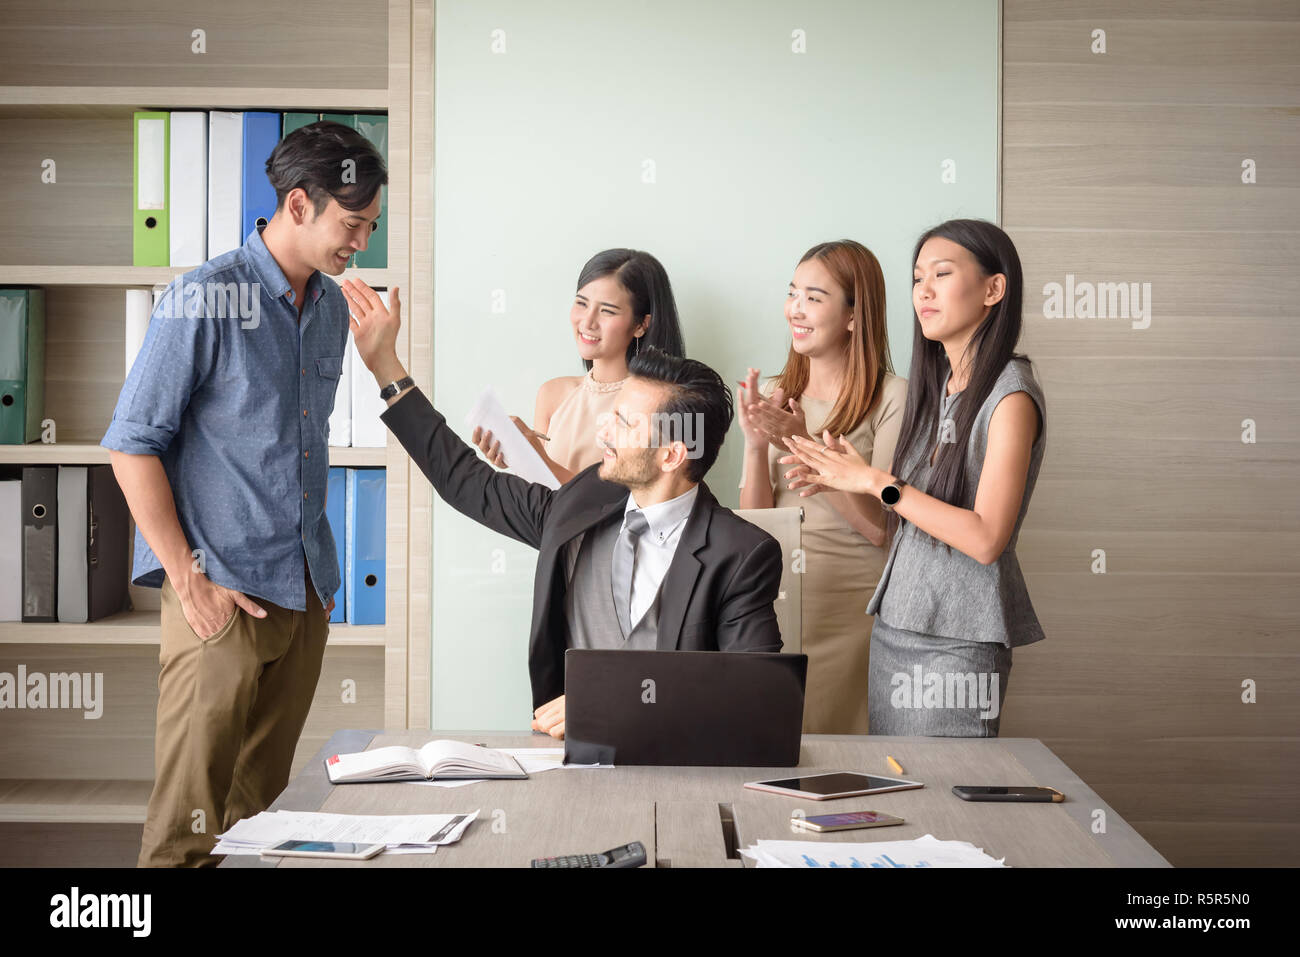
[379,375,415,400]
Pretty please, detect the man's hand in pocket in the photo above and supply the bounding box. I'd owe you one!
[176,572,266,640]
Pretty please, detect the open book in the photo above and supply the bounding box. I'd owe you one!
[326,739,529,784]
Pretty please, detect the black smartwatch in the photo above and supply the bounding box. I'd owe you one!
[880,478,906,512]
[379,375,415,401]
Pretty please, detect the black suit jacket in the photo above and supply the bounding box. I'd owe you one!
[381,387,785,707]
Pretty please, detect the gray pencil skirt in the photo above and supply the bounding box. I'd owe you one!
[867,616,1012,737]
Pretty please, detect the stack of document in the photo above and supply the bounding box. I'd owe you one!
[740,834,1007,868]
[213,809,478,856]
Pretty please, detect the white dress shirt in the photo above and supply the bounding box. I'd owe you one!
[620,485,698,627]
[561,484,700,628]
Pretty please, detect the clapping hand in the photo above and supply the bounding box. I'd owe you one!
[779,430,880,496]
[737,367,812,452]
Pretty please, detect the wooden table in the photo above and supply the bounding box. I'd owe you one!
[221,730,1170,868]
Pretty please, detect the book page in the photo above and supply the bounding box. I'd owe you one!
[418,738,524,776]
[328,744,424,781]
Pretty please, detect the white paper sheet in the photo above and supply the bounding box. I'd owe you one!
[214,809,478,855]
[212,842,439,857]
[739,834,1007,868]
[463,388,560,489]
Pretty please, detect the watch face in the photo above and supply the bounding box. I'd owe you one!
[881,484,901,506]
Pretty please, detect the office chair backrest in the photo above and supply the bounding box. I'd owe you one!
[731,506,803,654]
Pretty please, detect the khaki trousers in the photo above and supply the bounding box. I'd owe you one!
[138,563,328,867]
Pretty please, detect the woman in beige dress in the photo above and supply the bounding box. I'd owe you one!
[738,240,907,734]
[472,248,686,482]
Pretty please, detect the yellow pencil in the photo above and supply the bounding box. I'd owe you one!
[887,755,905,775]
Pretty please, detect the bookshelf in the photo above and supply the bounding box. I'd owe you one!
[0,265,388,286]
[0,0,426,857]
[0,443,386,467]
[0,610,386,647]
[0,88,387,113]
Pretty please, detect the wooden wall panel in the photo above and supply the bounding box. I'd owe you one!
[0,0,389,89]
[1002,0,1300,865]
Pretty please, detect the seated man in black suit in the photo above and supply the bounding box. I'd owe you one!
[341,280,783,738]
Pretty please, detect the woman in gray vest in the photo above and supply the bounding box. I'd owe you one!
[779,219,1046,737]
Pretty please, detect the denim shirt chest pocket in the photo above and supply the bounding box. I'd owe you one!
[316,354,344,379]
[314,354,345,436]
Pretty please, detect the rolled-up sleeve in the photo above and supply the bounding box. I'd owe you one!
[101,281,212,456]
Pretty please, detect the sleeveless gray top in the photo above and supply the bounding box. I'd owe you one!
[865,356,1047,647]
[565,512,662,650]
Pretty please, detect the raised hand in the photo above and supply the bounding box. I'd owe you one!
[736,367,770,451]
[341,280,402,378]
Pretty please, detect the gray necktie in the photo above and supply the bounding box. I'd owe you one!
[611,509,650,637]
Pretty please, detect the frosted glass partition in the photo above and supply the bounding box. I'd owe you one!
[431,0,998,728]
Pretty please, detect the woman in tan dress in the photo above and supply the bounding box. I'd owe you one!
[738,240,906,733]
[472,248,686,482]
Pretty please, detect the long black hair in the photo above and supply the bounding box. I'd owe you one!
[888,219,1029,550]
[575,249,686,371]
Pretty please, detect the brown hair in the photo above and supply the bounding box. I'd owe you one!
[772,239,892,438]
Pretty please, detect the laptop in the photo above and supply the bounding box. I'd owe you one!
[562,649,808,767]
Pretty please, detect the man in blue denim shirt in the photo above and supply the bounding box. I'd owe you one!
[102,121,387,867]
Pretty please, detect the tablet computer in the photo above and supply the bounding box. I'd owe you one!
[744,770,924,800]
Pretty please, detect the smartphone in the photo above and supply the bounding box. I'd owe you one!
[260,840,386,860]
[794,811,905,833]
[952,786,1064,803]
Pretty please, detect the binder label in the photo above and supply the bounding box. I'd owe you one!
[137,119,166,210]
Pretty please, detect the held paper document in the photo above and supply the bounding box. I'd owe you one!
[464,388,560,490]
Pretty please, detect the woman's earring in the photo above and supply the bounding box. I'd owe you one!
[635,335,641,355]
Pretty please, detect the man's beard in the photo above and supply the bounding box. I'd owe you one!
[599,445,659,490]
